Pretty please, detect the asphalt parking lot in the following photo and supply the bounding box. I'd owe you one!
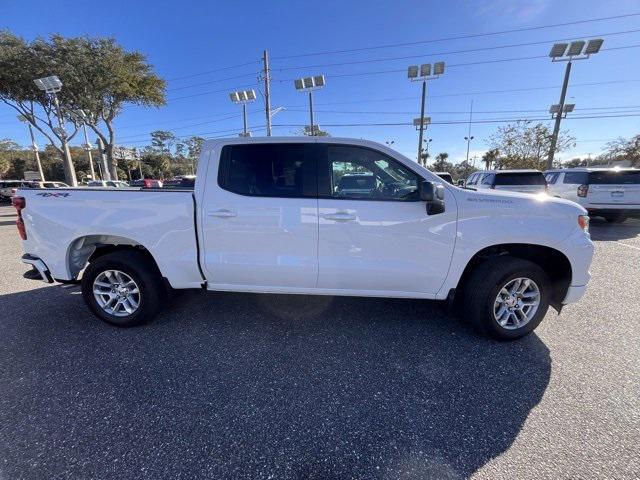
[0,204,638,479]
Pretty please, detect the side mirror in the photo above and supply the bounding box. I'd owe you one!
[457,179,465,187]
[419,180,445,215]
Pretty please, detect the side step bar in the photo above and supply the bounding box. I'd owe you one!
[22,254,54,283]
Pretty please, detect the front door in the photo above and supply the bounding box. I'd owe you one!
[201,143,318,289]
[316,144,457,296]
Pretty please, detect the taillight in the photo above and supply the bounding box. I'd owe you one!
[12,196,27,240]
[577,184,589,197]
[578,215,590,233]
[144,179,152,188]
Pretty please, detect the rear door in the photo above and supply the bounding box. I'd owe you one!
[493,172,547,194]
[315,143,456,296]
[201,143,319,289]
[587,170,640,208]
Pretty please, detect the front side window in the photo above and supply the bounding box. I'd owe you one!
[218,144,316,198]
[324,145,419,201]
[545,172,559,184]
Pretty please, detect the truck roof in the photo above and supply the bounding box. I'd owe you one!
[202,136,391,151]
[544,167,639,173]
[473,169,543,174]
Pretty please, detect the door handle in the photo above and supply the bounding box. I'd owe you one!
[208,209,237,218]
[322,211,356,222]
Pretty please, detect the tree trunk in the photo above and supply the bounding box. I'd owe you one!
[106,143,118,180]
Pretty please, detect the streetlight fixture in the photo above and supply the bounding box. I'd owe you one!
[17,114,45,181]
[33,75,77,186]
[294,75,326,136]
[546,38,603,169]
[229,89,257,137]
[408,62,444,165]
[71,110,97,180]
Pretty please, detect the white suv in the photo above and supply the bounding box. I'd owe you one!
[465,170,547,194]
[545,168,640,223]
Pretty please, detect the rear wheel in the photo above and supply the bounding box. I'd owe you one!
[460,256,551,340]
[81,250,165,327]
[604,213,627,223]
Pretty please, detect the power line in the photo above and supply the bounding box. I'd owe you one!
[273,29,640,71]
[167,83,261,102]
[274,44,640,81]
[166,60,261,82]
[166,72,261,92]
[272,112,640,128]
[271,12,640,60]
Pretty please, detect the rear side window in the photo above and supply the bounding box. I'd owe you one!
[563,172,588,184]
[494,172,546,186]
[588,170,640,185]
[218,144,316,198]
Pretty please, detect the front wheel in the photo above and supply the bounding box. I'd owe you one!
[461,256,551,340]
[81,250,165,327]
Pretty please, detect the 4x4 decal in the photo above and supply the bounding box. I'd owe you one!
[36,192,70,198]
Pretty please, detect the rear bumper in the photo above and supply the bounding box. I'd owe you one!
[562,284,588,304]
[21,254,54,283]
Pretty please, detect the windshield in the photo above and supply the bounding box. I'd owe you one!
[588,170,640,185]
[494,172,546,186]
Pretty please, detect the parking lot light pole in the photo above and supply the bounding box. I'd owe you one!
[408,62,444,164]
[294,75,326,136]
[547,38,604,169]
[33,76,77,186]
[17,115,45,181]
[229,90,257,137]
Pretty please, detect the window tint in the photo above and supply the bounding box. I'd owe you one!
[436,173,453,184]
[545,172,559,184]
[324,145,419,201]
[481,173,495,185]
[219,144,315,198]
[494,172,546,186]
[563,172,588,184]
[588,170,640,185]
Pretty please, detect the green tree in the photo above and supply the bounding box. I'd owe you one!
[598,134,640,166]
[481,149,499,170]
[0,31,165,181]
[149,130,176,154]
[488,120,575,169]
[429,152,453,172]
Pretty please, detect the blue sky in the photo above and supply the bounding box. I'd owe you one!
[1,0,640,164]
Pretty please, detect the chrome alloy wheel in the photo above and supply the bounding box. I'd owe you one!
[93,270,141,317]
[493,277,541,330]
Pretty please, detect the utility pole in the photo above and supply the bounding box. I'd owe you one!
[263,50,272,136]
[242,103,248,136]
[547,61,571,170]
[464,100,474,164]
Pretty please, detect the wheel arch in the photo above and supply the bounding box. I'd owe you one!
[66,235,161,280]
[456,243,572,308]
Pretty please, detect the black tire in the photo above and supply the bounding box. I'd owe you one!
[81,250,165,327]
[460,256,551,340]
[604,214,627,224]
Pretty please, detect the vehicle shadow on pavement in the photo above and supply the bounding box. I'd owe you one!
[0,286,551,480]
[589,217,640,241]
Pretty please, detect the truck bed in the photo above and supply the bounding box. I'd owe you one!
[17,188,205,288]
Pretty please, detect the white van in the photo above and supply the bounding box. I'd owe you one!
[465,170,547,194]
[545,168,640,223]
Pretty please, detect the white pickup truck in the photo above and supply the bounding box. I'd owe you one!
[13,137,594,340]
